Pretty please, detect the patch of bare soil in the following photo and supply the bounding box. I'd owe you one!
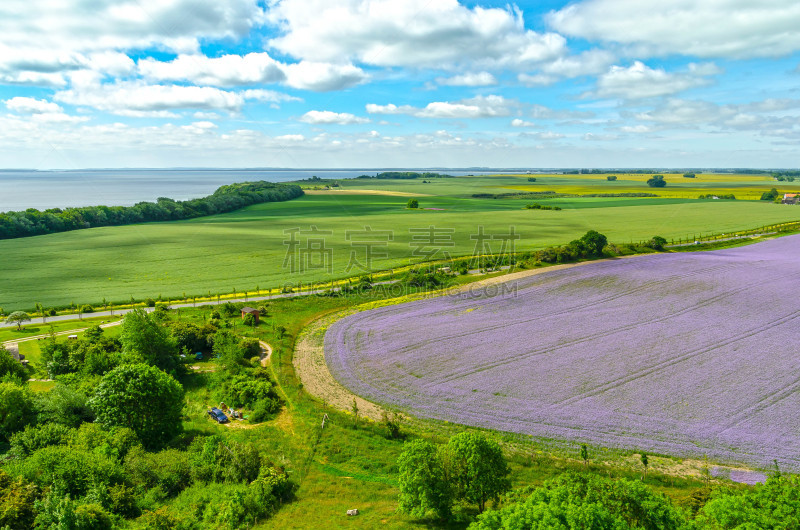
[293,311,387,422]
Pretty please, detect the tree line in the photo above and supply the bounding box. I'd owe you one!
[357,172,453,179]
[0,180,303,240]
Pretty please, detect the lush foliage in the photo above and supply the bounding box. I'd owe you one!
[88,363,184,450]
[398,432,510,519]
[647,175,667,187]
[470,472,688,530]
[120,309,181,374]
[0,181,303,240]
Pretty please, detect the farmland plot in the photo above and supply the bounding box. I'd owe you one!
[326,235,800,469]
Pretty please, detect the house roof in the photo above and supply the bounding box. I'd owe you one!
[241,306,258,313]
[785,193,798,198]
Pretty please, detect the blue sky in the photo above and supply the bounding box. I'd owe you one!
[1,0,799,169]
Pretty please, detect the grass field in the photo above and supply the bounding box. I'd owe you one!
[2,174,799,311]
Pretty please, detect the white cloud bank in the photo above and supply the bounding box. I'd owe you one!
[267,0,567,70]
[548,0,800,59]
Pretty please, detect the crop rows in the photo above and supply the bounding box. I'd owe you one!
[325,235,800,469]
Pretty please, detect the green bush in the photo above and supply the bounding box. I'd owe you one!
[0,382,35,441]
[9,423,73,456]
[124,447,192,497]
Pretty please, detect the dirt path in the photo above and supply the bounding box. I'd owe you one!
[259,340,273,366]
[294,310,388,422]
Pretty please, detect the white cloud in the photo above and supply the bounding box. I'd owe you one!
[281,62,367,91]
[521,131,564,140]
[367,95,516,119]
[267,0,567,70]
[518,73,557,86]
[530,105,595,120]
[365,103,416,115]
[0,0,265,55]
[635,99,728,125]
[548,0,800,59]
[299,110,370,125]
[519,49,615,86]
[620,125,653,133]
[5,97,62,114]
[55,82,247,114]
[4,96,89,123]
[241,89,301,104]
[275,134,305,142]
[511,118,536,127]
[139,53,285,86]
[592,61,719,100]
[583,133,619,141]
[437,72,497,86]
[0,1,266,87]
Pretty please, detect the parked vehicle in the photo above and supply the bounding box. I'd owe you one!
[208,407,228,424]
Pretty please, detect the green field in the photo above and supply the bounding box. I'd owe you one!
[2,173,799,310]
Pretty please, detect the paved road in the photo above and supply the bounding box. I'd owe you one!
[0,280,402,329]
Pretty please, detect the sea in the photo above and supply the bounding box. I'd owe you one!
[0,168,507,212]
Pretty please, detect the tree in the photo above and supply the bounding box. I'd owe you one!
[120,308,179,373]
[407,198,419,209]
[607,175,617,181]
[442,432,510,513]
[88,363,184,450]
[580,444,589,468]
[648,235,668,250]
[0,345,27,382]
[351,398,359,428]
[641,452,649,479]
[471,472,688,530]
[580,230,608,256]
[5,311,31,331]
[397,439,452,520]
[0,382,35,441]
[35,302,45,324]
[647,175,667,187]
[761,187,779,201]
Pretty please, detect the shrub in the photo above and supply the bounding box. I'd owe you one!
[0,469,39,529]
[407,198,419,209]
[124,447,192,497]
[607,175,617,181]
[647,175,667,187]
[9,423,73,456]
[0,382,35,441]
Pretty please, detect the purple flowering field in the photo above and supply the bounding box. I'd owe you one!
[325,235,800,469]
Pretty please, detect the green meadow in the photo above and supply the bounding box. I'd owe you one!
[2,173,799,310]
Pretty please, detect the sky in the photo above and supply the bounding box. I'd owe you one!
[1,0,799,169]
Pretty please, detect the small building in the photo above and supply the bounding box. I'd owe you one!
[241,306,260,324]
[782,193,799,205]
